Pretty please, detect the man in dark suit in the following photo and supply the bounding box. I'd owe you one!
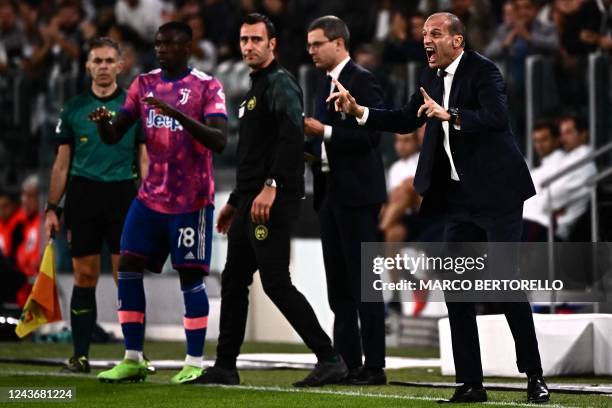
[303,16,387,385]
[328,12,550,403]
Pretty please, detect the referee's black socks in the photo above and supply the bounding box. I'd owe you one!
[70,286,97,358]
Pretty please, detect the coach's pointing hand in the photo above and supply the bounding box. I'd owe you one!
[417,87,451,121]
[326,78,366,119]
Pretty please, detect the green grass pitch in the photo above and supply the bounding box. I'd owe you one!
[0,341,610,407]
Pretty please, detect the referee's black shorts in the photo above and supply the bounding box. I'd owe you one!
[64,176,136,257]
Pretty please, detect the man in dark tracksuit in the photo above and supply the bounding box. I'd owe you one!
[196,13,347,388]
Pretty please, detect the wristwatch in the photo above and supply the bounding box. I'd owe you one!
[45,202,59,214]
[264,178,277,188]
[448,107,460,126]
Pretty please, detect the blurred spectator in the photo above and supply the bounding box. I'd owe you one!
[14,175,40,306]
[382,10,426,64]
[380,130,422,244]
[374,0,393,41]
[0,0,30,74]
[0,187,25,264]
[559,0,611,57]
[15,175,41,279]
[522,119,565,241]
[186,15,217,73]
[485,0,559,61]
[0,188,26,305]
[536,0,564,29]
[114,0,167,46]
[117,42,142,89]
[446,0,494,52]
[554,114,597,240]
[523,115,597,241]
[354,43,394,107]
[485,0,559,134]
[29,0,84,77]
[201,0,235,53]
[261,0,308,75]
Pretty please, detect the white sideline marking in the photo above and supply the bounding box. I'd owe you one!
[0,370,578,408]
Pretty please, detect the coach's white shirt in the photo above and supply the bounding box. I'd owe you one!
[358,53,463,181]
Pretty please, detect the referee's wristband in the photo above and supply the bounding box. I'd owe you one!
[45,202,60,214]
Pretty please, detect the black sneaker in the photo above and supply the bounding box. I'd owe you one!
[293,356,348,387]
[61,356,90,373]
[192,366,240,385]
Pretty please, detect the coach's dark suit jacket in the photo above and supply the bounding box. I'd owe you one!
[305,60,387,210]
[364,51,535,215]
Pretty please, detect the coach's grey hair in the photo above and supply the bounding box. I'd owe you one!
[428,12,466,48]
[308,15,350,49]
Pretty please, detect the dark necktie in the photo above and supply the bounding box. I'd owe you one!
[315,75,333,123]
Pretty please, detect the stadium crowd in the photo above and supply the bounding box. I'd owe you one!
[0,0,611,306]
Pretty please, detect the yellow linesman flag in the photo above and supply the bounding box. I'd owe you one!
[15,241,62,337]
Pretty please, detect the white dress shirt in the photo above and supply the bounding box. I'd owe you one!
[441,51,464,180]
[320,56,351,172]
[358,52,464,180]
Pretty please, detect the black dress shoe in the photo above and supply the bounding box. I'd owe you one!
[293,356,348,387]
[345,367,387,386]
[192,366,240,385]
[437,384,487,404]
[527,375,550,403]
[339,367,362,384]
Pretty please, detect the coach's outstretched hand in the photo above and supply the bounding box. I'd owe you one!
[216,204,236,234]
[88,106,113,123]
[326,79,365,119]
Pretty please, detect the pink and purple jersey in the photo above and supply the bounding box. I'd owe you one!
[122,68,227,214]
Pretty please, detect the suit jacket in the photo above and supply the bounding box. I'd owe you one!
[364,51,535,215]
[305,60,387,210]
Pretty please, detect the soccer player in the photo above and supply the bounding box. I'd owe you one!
[91,21,228,384]
[45,37,147,373]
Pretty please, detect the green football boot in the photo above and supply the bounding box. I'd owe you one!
[171,365,204,384]
[97,359,148,383]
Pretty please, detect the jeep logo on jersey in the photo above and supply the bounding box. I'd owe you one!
[146,109,184,131]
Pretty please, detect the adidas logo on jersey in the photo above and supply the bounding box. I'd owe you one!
[185,251,196,260]
[146,109,184,131]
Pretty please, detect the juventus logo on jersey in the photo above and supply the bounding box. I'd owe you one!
[179,88,191,105]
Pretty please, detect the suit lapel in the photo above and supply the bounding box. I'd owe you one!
[449,51,468,108]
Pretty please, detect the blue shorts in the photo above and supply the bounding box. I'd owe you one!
[120,199,213,274]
